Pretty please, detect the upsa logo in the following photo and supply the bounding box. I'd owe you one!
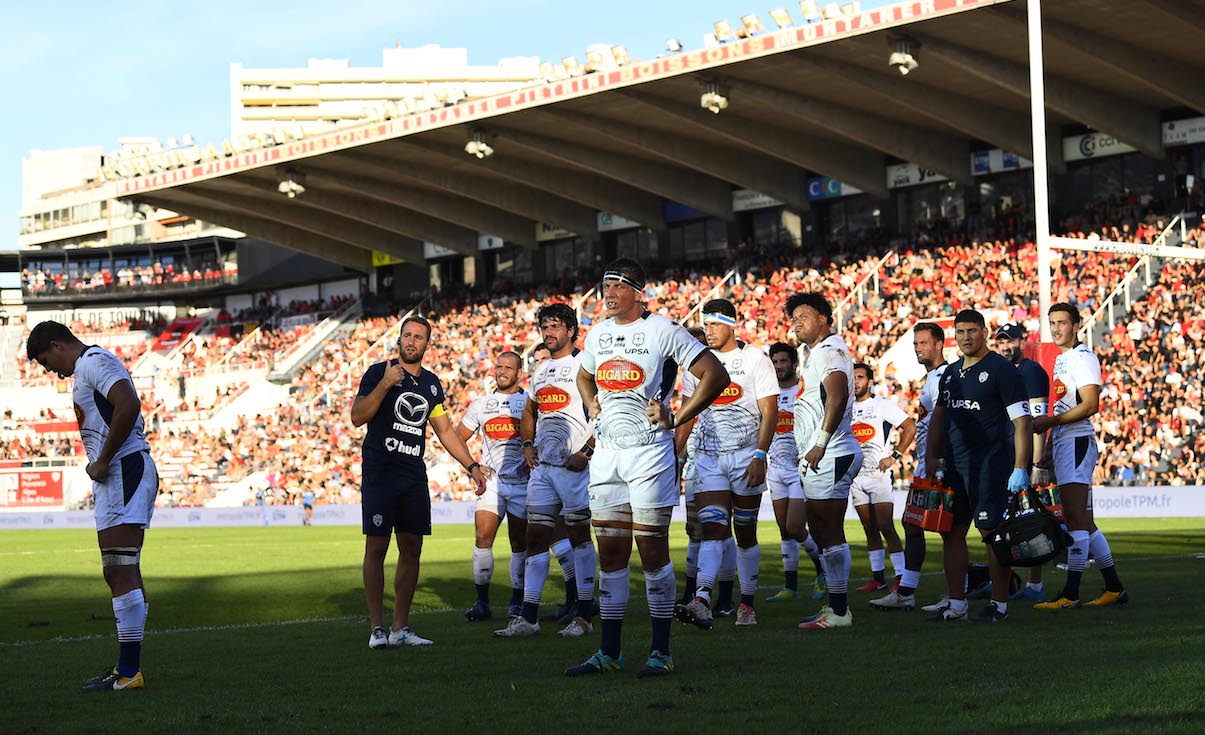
[596,359,645,391]
[713,382,744,406]
[776,410,794,433]
[852,422,876,443]
[483,417,520,440]
[1054,380,1067,398]
[536,386,571,412]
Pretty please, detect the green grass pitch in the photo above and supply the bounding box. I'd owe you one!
[2,519,1203,734]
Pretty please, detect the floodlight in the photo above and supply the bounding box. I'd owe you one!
[277,169,306,198]
[713,20,735,43]
[562,56,582,76]
[539,61,557,81]
[700,82,729,114]
[889,37,919,75]
[666,38,684,53]
[822,3,842,19]
[741,14,765,35]
[799,1,821,21]
[464,129,494,159]
[770,8,794,27]
[611,45,630,66]
[585,50,605,73]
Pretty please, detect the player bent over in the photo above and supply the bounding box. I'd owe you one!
[785,294,864,630]
[29,321,158,693]
[1033,303,1128,610]
[849,362,915,593]
[457,351,530,621]
[567,259,728,677]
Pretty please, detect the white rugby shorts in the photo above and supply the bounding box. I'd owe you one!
[767,462,801,502]
[1053,434,1099,486]
[850,473,893,506]
[93,450,158,532]
[800,450,863,501]
[589,441,678,510]
[695,446,766,497]
[475,478,528,519]
[527,463,589,514]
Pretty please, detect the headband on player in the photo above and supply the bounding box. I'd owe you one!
[602,271,644,291]
[702,312,737,326]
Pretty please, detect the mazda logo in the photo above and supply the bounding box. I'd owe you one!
[394,392,431,426]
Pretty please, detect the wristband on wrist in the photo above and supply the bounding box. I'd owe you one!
[580,443,595,458]
[891,450,903,461]
[752,449,768,462]
[521,440,534,449]
[467,462,482,473]
[814,430,831,449]
[668,412,677,430]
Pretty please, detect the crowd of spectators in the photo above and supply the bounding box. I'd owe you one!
[21,260,237,295]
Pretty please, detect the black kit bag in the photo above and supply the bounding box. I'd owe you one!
[984,490,1072,568]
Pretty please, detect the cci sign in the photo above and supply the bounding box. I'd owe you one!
[807,177,863,200]
[1063,132,1136,162]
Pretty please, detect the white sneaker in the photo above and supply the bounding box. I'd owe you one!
[389,626,433,646]
[921,595,950,612]
[557,617,593,637]
[368,626,389,650]
[494,616,540,638]
[870,590,916,611]
[926,605,968,623]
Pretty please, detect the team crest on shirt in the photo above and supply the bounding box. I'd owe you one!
[979,371,988,383]
[633,332,645,347]
[430,384,438,396]
[559,366,572,379]
[596,359,645,391]
[732,359,743,371]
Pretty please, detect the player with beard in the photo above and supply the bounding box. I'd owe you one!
[458,351,530,622]
[567,258,727,678]
[994,323,1052,602]
[1034,303,1128,610]
[496,304,598,638]
[352,316,488,649]
[677,299,778,628]
[785,293,863,630]
[848,363,915,593]
[924,310,1032,623]
[873,322,947,611]
[764,343,826,603]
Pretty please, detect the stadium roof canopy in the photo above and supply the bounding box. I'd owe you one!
[114,0,1205,272]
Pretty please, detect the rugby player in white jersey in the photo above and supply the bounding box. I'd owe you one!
[1034,303,1128,610]
[785,292,863,630]
[849,362,915,593]
[676,327,708,609]
[496,304,598,638]
[873,322,947,611]
[568,258,728,678]
[676,299,777,628]
[28,321,159,693]
[458,351,529,622]
[764,343,826,603]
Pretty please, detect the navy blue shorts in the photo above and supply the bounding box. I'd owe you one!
[946,450,1011,530]
[361,467,431,537]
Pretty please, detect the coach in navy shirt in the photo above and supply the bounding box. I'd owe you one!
[351,315,488,649]
[925,310,1033,623]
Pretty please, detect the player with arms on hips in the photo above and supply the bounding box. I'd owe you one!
[351,316,488,649]
[676,327,709,610]
[496,303,598,639]
[873,322,947,612]
[786,293,864,630]
[28,321,159,693]
[849,363,916,593]
[924,310,1032,623]
[1033,303,1128,610]
[994,323,1052,602]
[676,299,778,628]
[457,351,530,622]
[567,258,728,678]
[764,343,826,603]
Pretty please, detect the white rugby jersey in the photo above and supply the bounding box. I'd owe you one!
[72,346,150,464]
[769,384,799,469]
[680,368,701,458]
[794,334,859,460]
[851,395,910,478]
[582,311,707,450]
[531,351,592,466]
[693,343,777,453]
[1052,343,1101,441]
[461,390,529,483]
[914,363,948,478]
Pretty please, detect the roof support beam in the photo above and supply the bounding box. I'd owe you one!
[185,181,424,263]
[493,125,734,220]
[236,172,479,255]
[540,108,810,211]
[137,193,372,272]
[300,162,537,248]
[1134,0,1205,35]
[916,34,1164,158]
[728,77,972,184]
[796,54,1065,174]
[988,6,1205,116]
[401,139,666,230]
[338,149,599,237]
[618,89,887,198]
